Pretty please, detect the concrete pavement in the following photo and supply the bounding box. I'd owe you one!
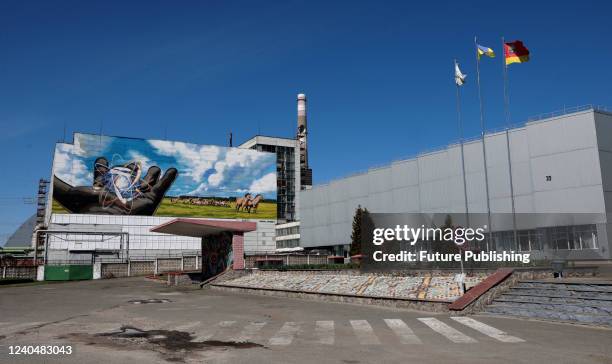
[1,277,611,363]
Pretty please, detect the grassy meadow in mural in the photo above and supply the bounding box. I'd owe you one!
[53,198,277,219]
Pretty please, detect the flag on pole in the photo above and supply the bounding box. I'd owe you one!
[476,44,495,59]
[455,61,467,86]
[504,40,530,65]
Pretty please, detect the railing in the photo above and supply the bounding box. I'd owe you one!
[527,104,609,123]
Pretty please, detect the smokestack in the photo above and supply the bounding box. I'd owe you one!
[297,93,307,135]
[297,93,312,188]
[297,93,307,167]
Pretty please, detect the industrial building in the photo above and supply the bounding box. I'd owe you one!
[239,135,301,223]
[42,133,278,272]
[19,93,313,280]
[299,106,612,263]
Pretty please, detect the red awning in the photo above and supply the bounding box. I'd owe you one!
[150,218,257,238]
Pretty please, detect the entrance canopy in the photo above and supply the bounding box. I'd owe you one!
[150,218,257,237]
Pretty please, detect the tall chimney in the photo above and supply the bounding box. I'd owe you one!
[297,93,312,188]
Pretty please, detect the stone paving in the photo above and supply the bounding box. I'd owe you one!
[220,271,487,301]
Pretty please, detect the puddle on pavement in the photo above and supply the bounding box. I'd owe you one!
[59,325,264,363]
[99,326,263,350]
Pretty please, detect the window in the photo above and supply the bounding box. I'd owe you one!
[573,225,598,250]
[552,226,570,250]
[517,230,543,251]
[548,225,598,250]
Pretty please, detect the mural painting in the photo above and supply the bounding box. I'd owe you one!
[51,133,277,219]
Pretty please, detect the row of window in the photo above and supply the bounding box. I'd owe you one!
[492,225,598,252]
[397,224,599,253]
[276,226,300,236]
[277,239,300,248]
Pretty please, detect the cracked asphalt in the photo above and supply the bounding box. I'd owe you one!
[1,277,611,364]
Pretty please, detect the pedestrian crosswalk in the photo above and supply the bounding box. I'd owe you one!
[384,318,422,344]
[0,317,526,347]
[165,317,525,346]
[314,320,334,345]
[268,322,302,346]
[350,320,381,345]
[417,317,477,343]
[193,320,236,342]
[234,321,267,342]
[450,317,525,343]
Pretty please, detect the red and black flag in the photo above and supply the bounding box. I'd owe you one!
[504,40,530,65]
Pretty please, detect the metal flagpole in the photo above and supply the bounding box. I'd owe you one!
[455,59,470,230]
[502,37,519,251]
[455,58,468,286]
[475,36,493,250]
[502,37,511,125]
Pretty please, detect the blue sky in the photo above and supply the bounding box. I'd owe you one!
[1,0,611,244]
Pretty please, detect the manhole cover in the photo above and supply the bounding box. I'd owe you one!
[129,299,172,304]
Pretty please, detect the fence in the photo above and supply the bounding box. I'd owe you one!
[244,253,330,268]
[2,266,37,280]
[98,256,200,279]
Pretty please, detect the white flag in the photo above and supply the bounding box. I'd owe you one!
[455,61,467,86]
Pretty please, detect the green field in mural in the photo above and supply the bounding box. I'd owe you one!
[52,198,277,219]
[154,198,276,219]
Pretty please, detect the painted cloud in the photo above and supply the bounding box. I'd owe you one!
[53,133,277,200]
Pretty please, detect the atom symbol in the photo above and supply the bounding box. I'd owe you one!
[97,155,150,213]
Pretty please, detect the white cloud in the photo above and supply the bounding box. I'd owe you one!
[249,173,277,194]
[207,161,226,187]
[149,140,219,183]
[73,133,112,157]
[53,144,92,187]
[188,183,209,196]
[225,148,267,168]
[206,149,271,188]
[126,150,155,172]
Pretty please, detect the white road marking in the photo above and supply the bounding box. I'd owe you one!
[451,317,525,343]
[384,319,422,344]
[234,322,267,342]
[193,320,236,342]
[173,321,202,332]
[350,320,380,345]
[417,318,477,343]
[269,322,302,346]
[315,320,335,345]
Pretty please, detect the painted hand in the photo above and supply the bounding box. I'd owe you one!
[53,157,177,215]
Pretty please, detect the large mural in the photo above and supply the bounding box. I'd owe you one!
[51,133,277,219]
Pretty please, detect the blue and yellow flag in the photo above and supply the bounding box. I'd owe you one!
[477,44,495,59]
